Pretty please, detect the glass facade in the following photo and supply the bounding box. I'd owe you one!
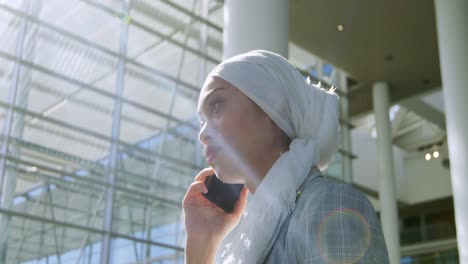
[0,0,222,263]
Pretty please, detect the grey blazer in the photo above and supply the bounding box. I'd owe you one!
[264,175,389,263]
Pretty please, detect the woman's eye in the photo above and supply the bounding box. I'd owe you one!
[211,101,221,112]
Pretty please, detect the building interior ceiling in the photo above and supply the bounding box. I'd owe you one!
[0,0,451,198]
[289,0,441,116]
[0,0,449,200]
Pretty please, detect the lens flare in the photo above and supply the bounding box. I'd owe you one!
[316,208,371,263]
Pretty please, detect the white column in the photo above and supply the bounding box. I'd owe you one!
[339,71,352,183]
[372,82,400,263]
[223,0,289,59]
[434,1,468,262]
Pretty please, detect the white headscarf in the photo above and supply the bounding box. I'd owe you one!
[204,50,340,170]
[203,50,340,263]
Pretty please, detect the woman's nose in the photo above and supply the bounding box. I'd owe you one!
[198,122,213,146]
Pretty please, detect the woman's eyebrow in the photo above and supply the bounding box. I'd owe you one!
[197,87,226,116]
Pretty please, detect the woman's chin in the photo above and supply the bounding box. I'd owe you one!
[214,170,243,184]
[212,169,228,183]
[210,159,244,184]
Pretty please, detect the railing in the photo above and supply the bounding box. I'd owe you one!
[401,248,458,264]
[401,223,456,246]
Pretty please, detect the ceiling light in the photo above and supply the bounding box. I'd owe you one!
[337,24,344,31]
[433,151,440,158]
[425,153,431,161]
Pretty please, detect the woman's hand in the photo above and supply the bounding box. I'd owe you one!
[183,168,248,263]
[183,167,248,241]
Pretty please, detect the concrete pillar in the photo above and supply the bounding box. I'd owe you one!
[434,1,468,262]
[372,82,400,263]
[223,0,289,59]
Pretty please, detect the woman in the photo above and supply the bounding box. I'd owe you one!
[183,50,389,263]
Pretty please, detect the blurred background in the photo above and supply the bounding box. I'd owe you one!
[0,0,466,263]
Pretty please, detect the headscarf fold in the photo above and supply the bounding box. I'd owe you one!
[202,50,340,263]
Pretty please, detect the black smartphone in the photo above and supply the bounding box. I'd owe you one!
[201,174,244,213]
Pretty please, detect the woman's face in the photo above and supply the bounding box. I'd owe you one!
[197,76,289,187]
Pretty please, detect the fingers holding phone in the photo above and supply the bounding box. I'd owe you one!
[182,168,219,210]
[182,169,217,212]
[194,167,216,182]
[183,168,247,242]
